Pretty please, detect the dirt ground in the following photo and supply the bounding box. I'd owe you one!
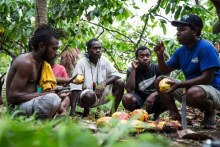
[162,127,220,146]
[160,108,220,147]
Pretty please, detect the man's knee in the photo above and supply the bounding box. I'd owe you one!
[122,93,136,111]
[187,86,205,99]
[114,79,125,89]
[154,75,164,89]
[80,92,96,108]
[36,93,61,119]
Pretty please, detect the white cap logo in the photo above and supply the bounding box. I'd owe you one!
[182,15,189,20]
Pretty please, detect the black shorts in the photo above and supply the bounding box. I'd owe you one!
[132,92,160,114]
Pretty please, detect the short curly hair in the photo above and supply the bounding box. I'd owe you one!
[135,46,151,58]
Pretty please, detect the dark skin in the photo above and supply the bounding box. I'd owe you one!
[48,59,71,116]
[154,25,216,122]
[6,37,62,105]
[122,49,166,120]
[70,41,124,117]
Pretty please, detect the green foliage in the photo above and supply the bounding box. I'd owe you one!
[0,0,220,79]
[0,115,99,147]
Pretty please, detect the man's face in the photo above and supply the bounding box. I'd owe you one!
[42,37,59,62]
[176,25,195,45]
[137,49,151,68]
[88,41,102,59]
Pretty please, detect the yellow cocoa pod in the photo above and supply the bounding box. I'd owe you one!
[74,74,84,84]
[96,117,112,128]
[111,112,129,120]
[159,78,172,91]
[129,109,149,122]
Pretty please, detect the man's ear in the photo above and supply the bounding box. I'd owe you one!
[192,28,198,36]
[38,42,45,51]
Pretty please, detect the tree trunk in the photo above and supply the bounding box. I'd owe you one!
[35,0,48,28]
[211,0,220,34]
[211,0,220,19]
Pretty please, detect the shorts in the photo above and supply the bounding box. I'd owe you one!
[18,93,61,119]
[131,93,160,114]
[78,85,113,107]
[164,76,220,109]
[173,85,220,109]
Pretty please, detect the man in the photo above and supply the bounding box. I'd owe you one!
[122,46,166,120]
[154,14,220,129]
[70,38,124,117]
[6,25,62,119]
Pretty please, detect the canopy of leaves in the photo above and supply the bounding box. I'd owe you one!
[0,0,220,77]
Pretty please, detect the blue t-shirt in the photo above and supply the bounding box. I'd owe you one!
[167,38,220,91]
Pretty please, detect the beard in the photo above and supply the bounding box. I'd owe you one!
[42,47,49,62]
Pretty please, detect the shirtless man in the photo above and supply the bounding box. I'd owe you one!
[6,25,62,119]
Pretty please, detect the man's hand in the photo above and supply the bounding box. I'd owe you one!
[154,41,165,57]
[166,81,179,94]
[95,82,106,98]
[56,91,70,100]
[145,92,157,111]
[131,60,139,70]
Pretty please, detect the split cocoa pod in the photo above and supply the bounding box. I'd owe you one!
[96,117,112,128]
[159,78,172,92]
[129,109,149,122]
[162,120,182,133]
[74,74,84,84]
[111,112,130,120]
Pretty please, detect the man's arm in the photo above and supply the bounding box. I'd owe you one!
[157,55,174,74]
[102,75,120,85]
[56,77,70,85]
[125,60,140,92]
[125,69,136,93]
[8,61,47,104]
[154,41,174,74]
[172,68,215,91]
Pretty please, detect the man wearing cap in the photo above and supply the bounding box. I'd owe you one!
[154,14,220,129]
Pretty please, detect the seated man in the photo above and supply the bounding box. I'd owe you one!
[154,14,220,129]
[122,46,167,120]
[6,25,62,119]
[70,38,124,117]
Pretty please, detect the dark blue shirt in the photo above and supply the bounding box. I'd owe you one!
[167,38,220,91]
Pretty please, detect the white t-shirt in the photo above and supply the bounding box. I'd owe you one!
[70,56,121,91]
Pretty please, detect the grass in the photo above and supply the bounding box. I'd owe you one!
[0,100,172,147]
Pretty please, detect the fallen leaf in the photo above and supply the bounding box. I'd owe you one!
[177,129,214,140]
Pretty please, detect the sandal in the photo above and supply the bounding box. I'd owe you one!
[201,111,216,129]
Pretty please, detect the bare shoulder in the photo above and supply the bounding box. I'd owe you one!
[12,53,33,68]
[11,53,34,74]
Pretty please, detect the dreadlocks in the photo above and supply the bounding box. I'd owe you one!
[29,24,65,51]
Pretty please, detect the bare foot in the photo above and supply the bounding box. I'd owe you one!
[82,108,90,117]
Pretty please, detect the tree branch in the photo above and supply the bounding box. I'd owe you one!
[13,41,26,50]
[103,47,126,73]
[82,19,136,45]
[195,0,199,5]
[108,31,134,44]
[154,14,171,22]
[135,0,162,48]
[1,44,16,58]
[97,28,104,38]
